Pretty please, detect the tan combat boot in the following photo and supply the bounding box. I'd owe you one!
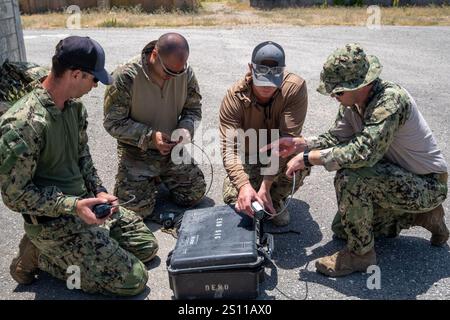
[10,234,40,285]
[315,247,377,277]
[271,200,290,227]
[414,204,449,246]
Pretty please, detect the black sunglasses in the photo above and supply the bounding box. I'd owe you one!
[334,91,345,96]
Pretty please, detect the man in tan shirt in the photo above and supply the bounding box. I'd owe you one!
[220,41,310,226]
[104,33,206,220]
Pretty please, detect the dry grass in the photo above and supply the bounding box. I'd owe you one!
[258,5,450,26]
[20,1,450,29]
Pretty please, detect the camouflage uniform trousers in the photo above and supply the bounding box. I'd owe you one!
[23,206,158,296]
[332,160,448,255]
[222,163,311,211]
[114,149,206,220]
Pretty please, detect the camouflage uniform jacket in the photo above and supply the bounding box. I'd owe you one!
[0,85,104,217]
[103,41,202,152]
[308,79,447,173]
[0,61,49,116]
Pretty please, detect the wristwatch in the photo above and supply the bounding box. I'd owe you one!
[303,150,313,167]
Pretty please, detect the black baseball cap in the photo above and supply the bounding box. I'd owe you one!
[251,41,286,88]
[54,36,112,85]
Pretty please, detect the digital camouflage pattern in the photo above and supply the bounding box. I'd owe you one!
[0,61,48,116]
[24,207,158,296]
[317,43,382,96]
[0,86,157,296]
[309,79,412,172]
[309,44,448,255]
[331,161,448,255]
[222,163,311,212]
[0,86,103,216]
[114,148,206,219]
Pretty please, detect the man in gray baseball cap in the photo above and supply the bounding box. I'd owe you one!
[251,41,286,88]
[220,41,310,227]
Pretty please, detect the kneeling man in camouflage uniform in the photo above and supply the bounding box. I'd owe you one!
[267,43,448,276]
[0,36,158,295]
[220,41,310,226]
[103,33,206,220]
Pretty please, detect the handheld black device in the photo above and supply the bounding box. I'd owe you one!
[92,195,136,219]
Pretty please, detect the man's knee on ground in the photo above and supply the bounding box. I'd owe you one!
[171,177,207,207]
[114,178,156,215]
[105,260,149,297]
[139,239,159,263]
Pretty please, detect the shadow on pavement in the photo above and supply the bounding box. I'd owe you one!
[298,235,450,299]
[260,199,323,299]
[12,271,153,300]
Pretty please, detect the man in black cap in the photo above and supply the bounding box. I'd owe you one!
[0,36,158,296]
[220,41,310,226]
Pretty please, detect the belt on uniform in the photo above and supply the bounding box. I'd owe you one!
[436,172,448,184]
[22,214,58,225]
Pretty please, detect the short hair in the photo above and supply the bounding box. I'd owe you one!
[51,40,71,78]
[156,33,189,59]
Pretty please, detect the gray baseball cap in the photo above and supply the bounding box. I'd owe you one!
[251,41,286,88]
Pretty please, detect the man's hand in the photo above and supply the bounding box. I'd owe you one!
[257,184,276,216]
[286,152,305,178]
[260,137,308,158]
[76,198,111,225]
[152,131,177,155]
[235,183,264,218]
[96,192,119,214]
[172,128,192,145]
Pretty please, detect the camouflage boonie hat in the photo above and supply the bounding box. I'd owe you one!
[317,43,382,95]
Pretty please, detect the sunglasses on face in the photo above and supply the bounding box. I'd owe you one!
[157,54,188,77]
[334,91,345,96]
[252,63,285,77]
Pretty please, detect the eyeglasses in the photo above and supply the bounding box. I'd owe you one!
[334,91,345,96]
[157,54,188,77]
[252,63,285,77]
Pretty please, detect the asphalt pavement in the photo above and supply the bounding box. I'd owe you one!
[1,26,449,300]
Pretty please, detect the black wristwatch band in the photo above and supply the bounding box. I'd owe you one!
[303,150,313,167]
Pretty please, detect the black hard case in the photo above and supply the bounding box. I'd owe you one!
[167,205,265,299]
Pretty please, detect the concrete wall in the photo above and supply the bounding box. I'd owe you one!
[0,0,26,64]
[250,0,449,7]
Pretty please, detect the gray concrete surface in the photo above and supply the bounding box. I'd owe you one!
[1,26,449,300]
